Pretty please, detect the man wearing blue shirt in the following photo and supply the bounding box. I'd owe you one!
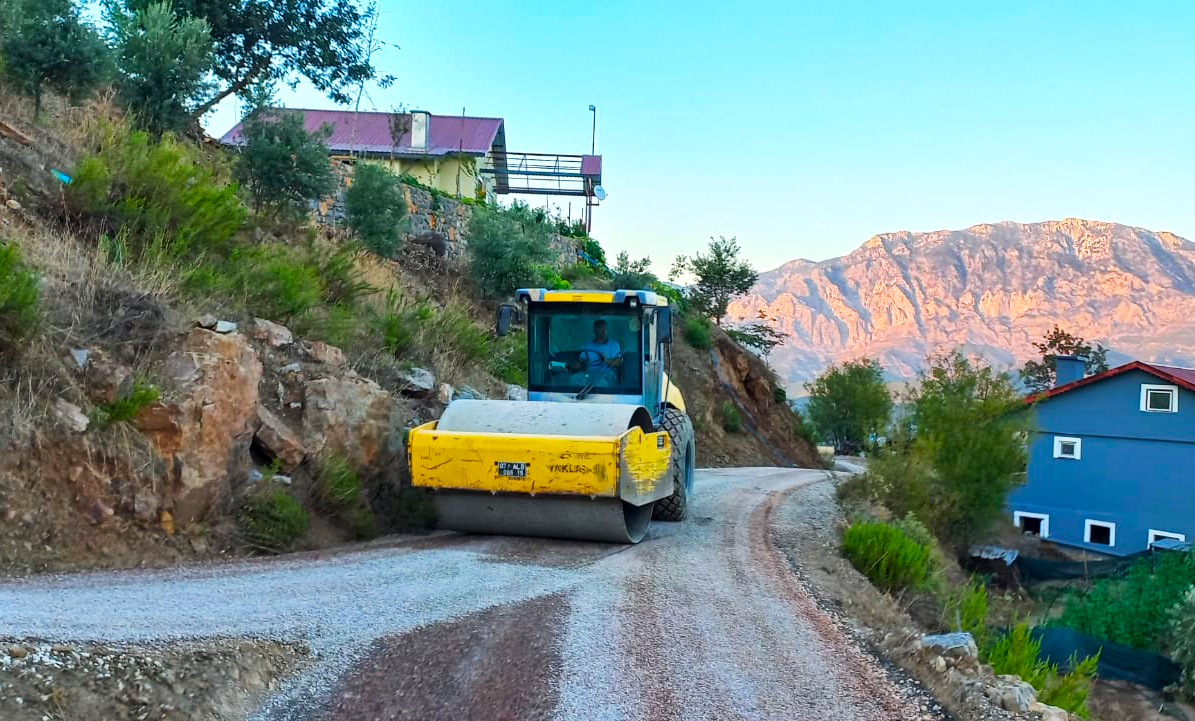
[570,319,623,385]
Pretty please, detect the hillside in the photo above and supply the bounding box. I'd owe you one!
[727,219,1195,386]
[0,92,815,575]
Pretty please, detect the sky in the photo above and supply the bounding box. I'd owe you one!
[205,1,1195,277]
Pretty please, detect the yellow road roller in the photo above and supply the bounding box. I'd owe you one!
[408,288,696,543]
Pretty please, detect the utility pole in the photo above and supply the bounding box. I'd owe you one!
[587,104,596,233]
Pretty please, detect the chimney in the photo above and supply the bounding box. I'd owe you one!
[410,110,429,151]
[1052,355,1087,388]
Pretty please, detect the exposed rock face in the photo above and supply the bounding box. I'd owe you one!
[254,406,306,470]
[137,329,263,523]
[302,376,399,469]
[726,219,1195,385]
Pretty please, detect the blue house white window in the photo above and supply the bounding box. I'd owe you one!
[1148,529,1186,546]
[1085,519,1116,547]
[1053,436,1081,460]
[1013,511,1049,537]
[1140,384,1178,413]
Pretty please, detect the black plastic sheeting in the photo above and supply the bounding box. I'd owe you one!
[1032,626,1182,690]
[1015,550,1152,582]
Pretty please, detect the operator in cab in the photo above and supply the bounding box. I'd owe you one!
[568,319,623,386]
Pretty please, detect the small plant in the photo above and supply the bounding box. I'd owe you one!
[345,163,406,258]
[1040,653,1099,719]
[0,243,40,355]
[535,265,571,290]
[92,382,160,429]
[317,455,361,511]
[985,622,1098,719]
[1170,586,1195,701]
[241,490,308,552]
[940,576,989,645]
[721,401,743,433]
[841,520,932,592]
[683,315,711,349]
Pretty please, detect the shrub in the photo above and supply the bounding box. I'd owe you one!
[345,163,406,258]
[1055,548,1195,650]
[0,243,40,355]
[467,204,553,299]
[683,315,711,349]
[609,251,656,290]
[986,622,1098,719]
[772,384,787,403]
[720,401,743,433]
[242,245,323,320]
[92,382,159,429]
[841,520,932,592]
[241,490,308,552]
[234,109,336,217]
[1170,586,1195,701]
[490,331,528,386]
[535,265,570,290]
[312,245,375,307]
[317,455,361,511]
[427,306,491,366]
[69,125,246,261]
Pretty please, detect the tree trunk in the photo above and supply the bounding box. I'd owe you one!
[189,60,271,121]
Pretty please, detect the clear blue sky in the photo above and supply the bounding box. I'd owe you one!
[205,1,1195,276]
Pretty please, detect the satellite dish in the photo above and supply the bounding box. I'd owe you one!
[594,186,607,201]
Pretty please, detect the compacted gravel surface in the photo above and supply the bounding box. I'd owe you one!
[0,467,932,720]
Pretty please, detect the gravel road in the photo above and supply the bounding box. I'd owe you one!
[0,467,931,720]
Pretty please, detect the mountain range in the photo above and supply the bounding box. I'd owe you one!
[725,219,1195,388]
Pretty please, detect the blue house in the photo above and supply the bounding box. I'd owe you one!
[1009,357,1195,556]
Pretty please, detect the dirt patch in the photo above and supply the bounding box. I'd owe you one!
[319,593,566,721]
[0,638,308,721]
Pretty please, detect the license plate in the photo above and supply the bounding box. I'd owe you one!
[496,462,528,478]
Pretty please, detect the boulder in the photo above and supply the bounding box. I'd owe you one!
[81,349,132,404]
[214,320,238,334]
[255,405,306,470]
[54,399,89,433]
[986,676,1037,712]
[253,318,293,348]
[196,314,218,329]
[505,384,527,401]
[396,367,436,397]
[305,341,346,366]
[302,376,399,469]
[922,632,979,659]
[1029,701,1069,721]
[455,384,486,401]
[137,328,262,524]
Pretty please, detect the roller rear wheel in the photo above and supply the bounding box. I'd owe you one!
[653,407,695,522]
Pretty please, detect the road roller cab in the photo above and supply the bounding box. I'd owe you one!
[407,289,696,543]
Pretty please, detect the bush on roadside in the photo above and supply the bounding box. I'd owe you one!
[986,622,1098,719]
[721,401,743,433]
[683,315,711,349]
[1170,586,1195,701]
[69,124,246,261]
[241,490,308,553]
[841,520,932,592]
[91,381,159,429]
[345,163,406,258]
[0,242,40,355]
[316,455,361,511]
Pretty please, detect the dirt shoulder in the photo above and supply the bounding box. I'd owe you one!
[769,474,1031,721]
[0,638,308,721]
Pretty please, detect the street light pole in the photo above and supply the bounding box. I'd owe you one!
[587,104,597,233]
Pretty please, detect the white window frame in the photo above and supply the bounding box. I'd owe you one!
[1013,511,1050,538]
[1053,436,1082,460]
[1148,529,1186,546]
[1140,384,1179,413]
[1084,519,1117,547]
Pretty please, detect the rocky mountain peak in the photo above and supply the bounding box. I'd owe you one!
[729,219,1195,387]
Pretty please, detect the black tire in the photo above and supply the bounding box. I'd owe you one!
[653,407,695,521]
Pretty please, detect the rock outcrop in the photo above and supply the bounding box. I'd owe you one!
[137,328,263,523]
[727,219,1195,385]
[302,375,399,470]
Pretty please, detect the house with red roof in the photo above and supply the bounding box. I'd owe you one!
[1010,356,1195,555]
[220,109,507,200]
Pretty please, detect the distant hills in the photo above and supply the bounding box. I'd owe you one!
[726,219,1195,387]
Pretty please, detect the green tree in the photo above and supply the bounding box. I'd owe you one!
[2,0,110,117]
[106,1,214,138]
[671,236,758,325]
[910,352,1029,546]
[467,203,553,299]
[131,0,391,120]
[1020,325,1110,393]
[804,358,892,453]
[345,163,406,258]
[234,109,336,217]
[610,251,656,290]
